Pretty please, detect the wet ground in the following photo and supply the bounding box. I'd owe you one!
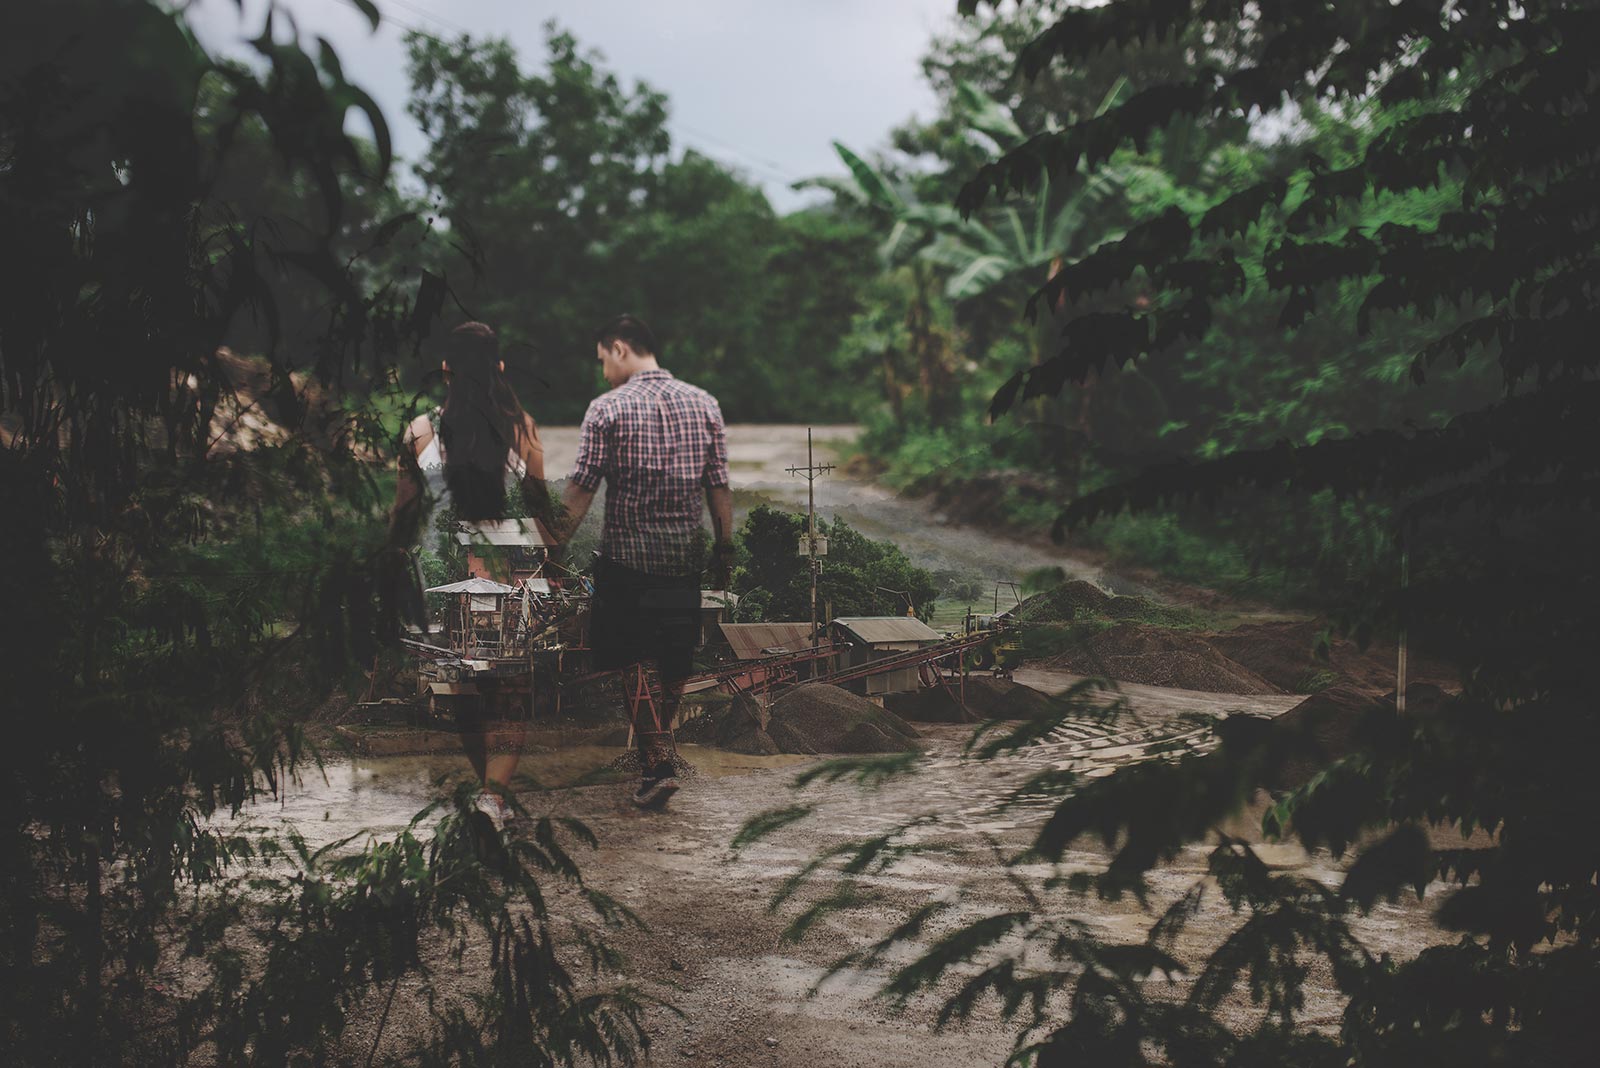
[244,426,1442,1062]
[257,668,1452,1066]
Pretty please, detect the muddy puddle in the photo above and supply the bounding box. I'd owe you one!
[236,743,812,855]
[241,669,1462,1066]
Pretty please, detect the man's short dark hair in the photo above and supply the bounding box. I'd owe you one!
[594,314,657,356]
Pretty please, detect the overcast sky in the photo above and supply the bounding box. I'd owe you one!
[186,0,966,213]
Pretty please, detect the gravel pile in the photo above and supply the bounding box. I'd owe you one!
[1010,580,1111,622]
[1009,580,1201,630]
[674,694,780,755]
[1267,682,1452,790]
[882,687,975,723]
[1045,623,1282,694]
[958,676,1055,720]
[1264,684,1386,790]
[1210,621,1457,694]
[767,684,923,754]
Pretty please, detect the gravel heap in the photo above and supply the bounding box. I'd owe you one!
[881,687,974,723]
[766,684,923,754]
[876,677,1059,723]
[674,693,781,755]
[949,676,1053,720]
[1209,620,1456,694]
[1009,580,1202,631]
[1267,682,1451,790]
[1045,623,1282,694]
[1010,580,1111,622]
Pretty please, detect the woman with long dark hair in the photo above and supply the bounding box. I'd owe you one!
[391,321,552,824]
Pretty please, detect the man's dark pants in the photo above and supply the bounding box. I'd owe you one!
[588,557,699,783]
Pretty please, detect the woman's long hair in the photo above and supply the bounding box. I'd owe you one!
[438,321,527,521]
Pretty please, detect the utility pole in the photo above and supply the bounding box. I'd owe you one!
[1397,526,1409,715]
[787,428,834,671]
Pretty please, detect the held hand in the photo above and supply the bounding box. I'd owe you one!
[708,541,735,591]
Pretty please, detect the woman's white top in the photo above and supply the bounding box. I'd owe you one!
[414,408,530,552]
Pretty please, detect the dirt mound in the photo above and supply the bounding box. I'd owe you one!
[1266,684,1389,790]
[998,683,1055,721]
[952,677,1010,719]
[1010,582,1203,630]
[882,688,976,723]
[674,694,780,755]
[1045,623,1282,694]
[767,684,922,754]
[1211,621,1458,694]
[958,676,1055,720]
[880,678,1056,722]
[1011,580,1111,622]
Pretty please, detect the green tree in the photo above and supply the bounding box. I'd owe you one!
[732,506,940,623]
[405,26,871,423]
[0,3,648,1062]
[406,25,669,421]
[757,1,1600,1064]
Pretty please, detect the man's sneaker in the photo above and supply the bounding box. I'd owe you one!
[631,777,680,809]
[474,791,508,829]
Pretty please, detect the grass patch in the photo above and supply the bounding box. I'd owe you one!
[1296,668,1339,693]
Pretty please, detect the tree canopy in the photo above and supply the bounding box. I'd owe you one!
[0,4,650,1062]
[754,2,1600,1064]
[733,505,942,624]
[404,25,875,422]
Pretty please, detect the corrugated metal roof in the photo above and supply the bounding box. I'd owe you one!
[833,616,942,645]
[719,622,817,661]
[452,518,549,547]
[425,578,518,595]
[701,590,740,610]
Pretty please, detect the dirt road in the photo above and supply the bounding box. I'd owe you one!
[298,668,1449,1066]
[539,424,1139,602]
[272,427,1440,1062]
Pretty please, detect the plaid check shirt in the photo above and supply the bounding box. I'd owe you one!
[570,369,730,576]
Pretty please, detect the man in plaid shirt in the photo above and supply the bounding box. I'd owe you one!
[558,315,733,808]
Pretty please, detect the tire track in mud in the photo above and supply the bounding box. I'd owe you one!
[495,672,1432,1067]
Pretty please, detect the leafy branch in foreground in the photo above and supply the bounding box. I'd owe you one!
[178,779,653,1066]
[1,3,656,1063]
[872,2,1597,1062]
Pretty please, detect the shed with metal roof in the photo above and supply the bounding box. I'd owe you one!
[719,622,818,661]
[831,616,943,695]
[833,616,942,649]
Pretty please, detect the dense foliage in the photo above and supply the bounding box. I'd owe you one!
[0,3,648,1062]
[732,505,942,624]
[840,1,1505,604]
[750,2,1600,1065]
[403,27,876,423]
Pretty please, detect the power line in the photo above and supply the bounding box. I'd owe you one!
[674,120,800,183]
[385,0,470,37]
[335,0,431,39]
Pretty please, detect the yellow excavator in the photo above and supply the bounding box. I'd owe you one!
[964,583,1025,678]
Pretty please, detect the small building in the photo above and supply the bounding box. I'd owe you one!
[831,616,943,695]
[717,621,830,694]
[718,622,819,661]
[454,518,549,586]
[699,590,740,648]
